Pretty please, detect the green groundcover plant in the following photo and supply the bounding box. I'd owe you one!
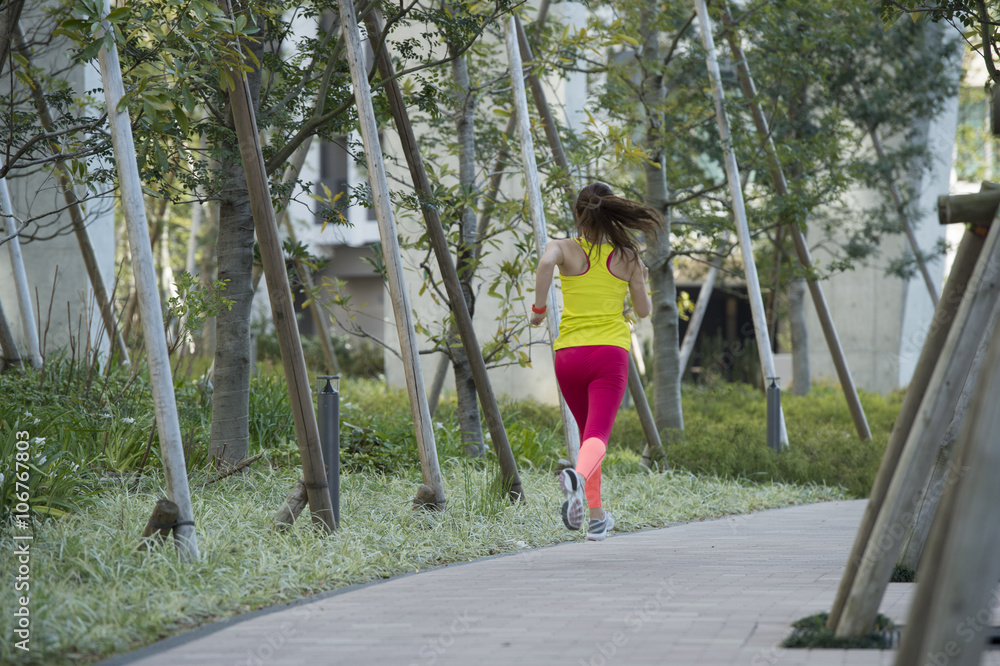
[0,464,846,664]
[0,357,896,663]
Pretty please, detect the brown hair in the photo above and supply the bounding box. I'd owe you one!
[574,183,664,264]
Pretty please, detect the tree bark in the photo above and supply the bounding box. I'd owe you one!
[0,0,24,76]
[0,296,22,371]
[220,0,336,531]
[208,10,264,470]
[638,10,683,437]
[788,277,810,395]
[449,48,485,458]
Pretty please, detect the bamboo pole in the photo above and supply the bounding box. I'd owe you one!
[865,120,939,306]
[218,0,336,530]
[695,0,787,446]
[504,16,582,465]
[335,0,445,507]
[893,319,1000,666]
[513,16,663,463]
[833,221,1000,637]
[720,5,871,440]
[274,137,340,375]
[0,177,41,366]
[366,10,524,500]
[826,226,985,631]
[13,25,129,365]
[96,1,198,559]
[678,255,721,376]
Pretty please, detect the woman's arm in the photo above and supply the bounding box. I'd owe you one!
[530,241,564,326]
[629,257,651,318]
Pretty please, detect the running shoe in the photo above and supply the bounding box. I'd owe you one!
[586,511,615,541]
[558,468,587,531]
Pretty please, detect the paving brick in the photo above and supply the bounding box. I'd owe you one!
[106,501,1000,666]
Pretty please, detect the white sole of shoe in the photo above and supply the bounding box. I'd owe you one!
[559,469,586,531]
[586,512,614,541]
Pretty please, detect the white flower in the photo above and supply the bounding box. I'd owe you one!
[0,472,5,485]
[32,437,45,445]
[32,418,40,425]
[121,417,135,424]
[36,455,47,466]
[102,413,112,419]
[23,411,31,417]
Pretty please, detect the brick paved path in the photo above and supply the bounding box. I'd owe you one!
[102,500,1000,666]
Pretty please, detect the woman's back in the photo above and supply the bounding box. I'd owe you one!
[554,238,631,351]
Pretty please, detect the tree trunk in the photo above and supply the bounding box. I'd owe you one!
[788,276,810,395]
[449,49,485,458]
[0,0,25,77]
[638,11,683,437]
[208,16,264,469]
[0,296,22,371]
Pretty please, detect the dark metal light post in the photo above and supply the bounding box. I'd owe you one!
[767,377,782,453]
[317,375,341,527]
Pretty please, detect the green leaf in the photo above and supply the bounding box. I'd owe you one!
[116,92,132,114]
[77,39,104,62]
[104,6,129,23]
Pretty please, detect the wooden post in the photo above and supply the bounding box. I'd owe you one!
[695,0,787,445]
[678,255,722,375]
[505,16,582,465]
[895,328,982,572]
[720,5,871,440]
[13,25,129,365]
[938,186,1000,226]
[218,0,336,531]
[97,1,198,559]
[335,0,445,506]
[893,319,1000,666]
[366,10,524,500]
[137,499,179,551]
[513,16,664,464]
[275,137,340,375]
[826,226,985,630]
[0,176,41,366]
[272,477,307,531]
[833,221,1000,637]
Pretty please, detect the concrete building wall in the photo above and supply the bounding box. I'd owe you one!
[804,25,960,394]
[0,8,116,359]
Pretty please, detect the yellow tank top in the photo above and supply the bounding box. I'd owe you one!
[554,239,631,351]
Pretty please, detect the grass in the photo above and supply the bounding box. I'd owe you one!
[0,460,847,665]
[783,612,898,649]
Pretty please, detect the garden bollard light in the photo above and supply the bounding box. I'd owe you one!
[767,377,782,453]
[317,375,341,527]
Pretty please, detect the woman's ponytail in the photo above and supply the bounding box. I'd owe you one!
[574,183,664,262]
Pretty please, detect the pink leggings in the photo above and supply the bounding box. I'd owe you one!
[554,345,629,508]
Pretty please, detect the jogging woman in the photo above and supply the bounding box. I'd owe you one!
[530,182,663,541]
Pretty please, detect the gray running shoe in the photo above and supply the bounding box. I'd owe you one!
[558,468,587,531]
[586,511,615,541]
